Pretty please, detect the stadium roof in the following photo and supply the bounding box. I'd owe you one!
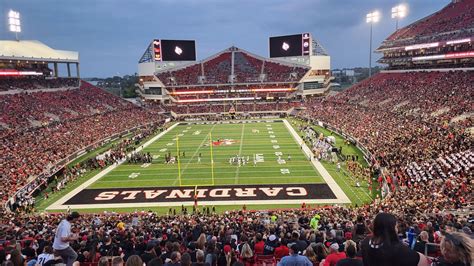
[0,40,79,63]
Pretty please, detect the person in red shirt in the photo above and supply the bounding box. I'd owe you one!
[274,239,289,261]
[322,243,346,266]
[253,233,265,255]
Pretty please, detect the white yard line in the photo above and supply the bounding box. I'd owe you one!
[282,119,351,204]
[46,123,179,210]
[48,120,352,210]
[94,175,321,183]
[174,124,216,185]
[234,123,246,184]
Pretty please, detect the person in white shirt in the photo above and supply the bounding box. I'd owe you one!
[36,246,55,266]
[52,211,80,266]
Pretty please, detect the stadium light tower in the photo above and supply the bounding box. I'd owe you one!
[392,4,407,30]
[8,10,21,41]
[366,11,380,77]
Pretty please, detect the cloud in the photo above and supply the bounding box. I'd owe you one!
[0,0,450,77]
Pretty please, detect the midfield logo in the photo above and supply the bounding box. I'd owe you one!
[211,139,237,146]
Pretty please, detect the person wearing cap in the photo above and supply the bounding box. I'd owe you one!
[52,211,80,266]
[321,243,346,266]
[263,235,278,255]
[277,244,312,266]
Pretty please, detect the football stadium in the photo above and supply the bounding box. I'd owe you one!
[1,1,473,266]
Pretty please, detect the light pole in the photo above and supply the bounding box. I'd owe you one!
[8,10,21,41]
[392,4,407,30]
[366,11,380,78]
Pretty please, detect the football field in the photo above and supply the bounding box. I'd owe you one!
[46,120,351,210]
[94,121,323,188]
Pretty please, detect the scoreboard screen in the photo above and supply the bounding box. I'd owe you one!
[269,33,311,58]
[154,39,196,61]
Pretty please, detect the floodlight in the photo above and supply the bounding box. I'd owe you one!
[366,11,380,23]
[8,10,21,34]
[392,4,407,19]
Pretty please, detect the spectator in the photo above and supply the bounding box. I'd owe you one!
[414,231,433,254]
[313,243,328,263]
[10,249,25,266]
[360,213,429,266]
[274,239,289,261]
[278,244,312,266]
[263,235,278,255]
[253,234,265,255]
[126,255,144,266]
[192,250,209,266]
[180,253,191,266]
[98,257,109,266]
[112,256,125,266]
[322,243,346,266]
[437,232,473,266]
[52,212,80,266]
[239,243,254,265]
[335,241,362,266]
[304,245,319,265]
[141,243,157,265]
[36,246,54,266]
[165,252,181,266]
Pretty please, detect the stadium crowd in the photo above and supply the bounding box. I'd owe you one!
[168,102,300,115]
[0,189,473,266]
[156,49,309,86]
[0,81,164,214]
[8,124,163,212]
[0,77,79,91]
[302,71,473,185]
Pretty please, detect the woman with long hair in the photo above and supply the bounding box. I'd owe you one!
[437,232,473,266]
[196,234,207,251]
[125,255,143,266]
[313,243,328,263]
[304,245,318,265]
[9,250,25,266]
[360,213,429,266]
[239,243,255,265]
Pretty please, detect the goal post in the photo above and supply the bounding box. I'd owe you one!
[209,132,215,186]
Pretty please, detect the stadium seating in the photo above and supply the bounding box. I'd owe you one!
[380,0,474,49]
[0,81,163,211]
[0,77,79,91]
[156,48,309,87]
[302,70,473,185]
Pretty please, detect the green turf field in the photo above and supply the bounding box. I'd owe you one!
[41,119,375,213]
[90,121,324,189]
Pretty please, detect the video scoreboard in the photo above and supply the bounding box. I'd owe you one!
[153,39,196,61]
[269,33,311,58]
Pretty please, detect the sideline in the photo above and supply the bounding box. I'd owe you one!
[46,123,179,210]
[282,119,351,204]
